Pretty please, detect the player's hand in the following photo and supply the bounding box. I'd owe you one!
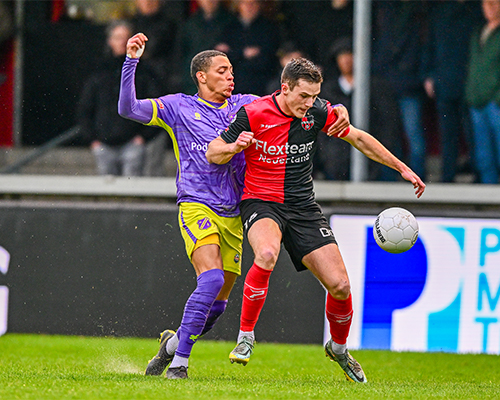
[401,168,426,198]
[234,131,255,152]
[329,104,350,135]
[327,105,350,137]
[126,33,148,59]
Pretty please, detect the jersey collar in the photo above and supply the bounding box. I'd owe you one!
[196,94,229,109]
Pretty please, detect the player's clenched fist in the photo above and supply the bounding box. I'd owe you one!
[234,131,255,151]
[126,33,148,59]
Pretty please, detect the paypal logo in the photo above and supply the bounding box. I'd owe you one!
[326,216,500,354]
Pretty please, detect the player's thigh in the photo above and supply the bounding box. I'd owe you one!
[216,213,244,276]
[240,199,284,268]
[282,203,336,272]
[247,218,282,269]
[178,202,223,260]
[302,243,351,297]
[191,243,223,275]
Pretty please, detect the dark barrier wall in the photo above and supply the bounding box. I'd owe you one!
[0,201,326,344]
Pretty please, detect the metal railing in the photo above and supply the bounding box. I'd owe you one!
[0,126,82,174]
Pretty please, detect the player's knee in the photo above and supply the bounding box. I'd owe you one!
[199,269,225,293]
[255,247,279,269]
[328,280,351,300]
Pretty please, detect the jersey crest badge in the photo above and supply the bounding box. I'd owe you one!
[301,115,314,131]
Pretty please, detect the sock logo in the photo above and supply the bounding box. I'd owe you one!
[327,310,353,325]
[249,290,265,299]
[244,284,267,301]
[189,334,200,342]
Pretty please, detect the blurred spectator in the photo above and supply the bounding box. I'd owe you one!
[216,0,279,96]
[317,37,403,181]
[371,0,428,179]
[177,0,236,94]
[279,0,353,68]
[465,0,500,184]
[130,0,177,88]
[424,0,483,183]
[266,41,304,93]
[77,20,162,176]
[130,0,179,176]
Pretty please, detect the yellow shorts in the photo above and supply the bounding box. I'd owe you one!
[178,202,243,275]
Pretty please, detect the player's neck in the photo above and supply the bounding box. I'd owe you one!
[275,92,293,117]
[198,90,227,105]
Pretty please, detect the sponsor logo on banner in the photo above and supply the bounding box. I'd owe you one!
[0,246,10,337]
[325,215,500,354]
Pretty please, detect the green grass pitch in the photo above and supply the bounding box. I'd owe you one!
[0,333,498,399]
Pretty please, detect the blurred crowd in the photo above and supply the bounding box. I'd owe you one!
[3,0,500,183]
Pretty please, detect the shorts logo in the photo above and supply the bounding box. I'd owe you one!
[157,99,164,109]
[234,254,240,263]
[320,227,334,237]
[197,218,212,230]
[244,212,258,230]
[301,114,314,131]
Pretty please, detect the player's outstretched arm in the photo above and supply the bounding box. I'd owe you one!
[118,33,153,124]
[206,132,255,164]
[343,126,426,198]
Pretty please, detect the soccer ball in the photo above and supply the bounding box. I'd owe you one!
[373,207,419,254]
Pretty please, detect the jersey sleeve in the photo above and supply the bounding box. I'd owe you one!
[220,106,251,143]
[118,57,154,124]
[322,102,350,138]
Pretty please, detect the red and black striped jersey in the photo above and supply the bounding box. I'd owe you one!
[221,92,345,204]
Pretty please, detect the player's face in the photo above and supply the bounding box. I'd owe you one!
[199,56,235,102]
[281,79,321,118]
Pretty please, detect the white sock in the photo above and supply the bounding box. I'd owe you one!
[170,355,188,369]
[166,332,179,355]
[237,330,255,344]
[330,340,347,354]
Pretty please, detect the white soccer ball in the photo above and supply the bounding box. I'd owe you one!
[373,207,419,254]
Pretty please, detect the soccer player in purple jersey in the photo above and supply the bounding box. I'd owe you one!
[119,33,350,379]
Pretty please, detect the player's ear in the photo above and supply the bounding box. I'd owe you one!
[281,82,289,94]
[196,71,206,84]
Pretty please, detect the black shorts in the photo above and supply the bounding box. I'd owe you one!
[240,199,337,272]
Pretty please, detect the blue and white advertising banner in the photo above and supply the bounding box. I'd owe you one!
[0,246,9,337]
[324,215,500,354]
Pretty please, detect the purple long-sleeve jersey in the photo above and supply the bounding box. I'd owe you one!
[119,57,258,217]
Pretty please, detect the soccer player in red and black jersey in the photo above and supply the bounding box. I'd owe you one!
[206,57,425,383]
